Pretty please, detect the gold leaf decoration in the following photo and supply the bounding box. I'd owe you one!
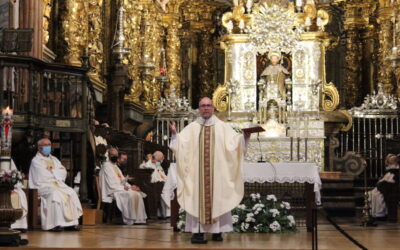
[212,82,229,112]
[322,81,340,111]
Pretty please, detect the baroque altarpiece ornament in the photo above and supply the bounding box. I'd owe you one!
[214,1,339,168]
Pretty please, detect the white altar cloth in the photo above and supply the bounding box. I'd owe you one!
[163,162,321,205]
[243,162,321,204]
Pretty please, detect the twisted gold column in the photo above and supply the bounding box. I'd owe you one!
[61,0,88,66]
[124,0,142,104]
[88,0,105,88]
[377,5,394,94]
[164,17,182,97]
[198,29,215,98]
[343,28,362,108]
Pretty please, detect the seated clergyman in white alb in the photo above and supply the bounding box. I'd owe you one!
[10,159,28,231]
[150,151,169,218]
[100,148,147,225]
[151,151,167,183]
[29,138,82,232]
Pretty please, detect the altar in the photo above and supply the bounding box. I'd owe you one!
[164,162,321,232]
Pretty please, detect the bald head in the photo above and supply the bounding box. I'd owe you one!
[385,154,398,166]
[198,97,214,119]
[108,148,118,158]
[38,138,51,147]
[153,151,164,162]
[38,138,52,156]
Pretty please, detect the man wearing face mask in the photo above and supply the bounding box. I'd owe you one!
[99,148,147,225]
[28,138,83,232]
[151,151,167,183]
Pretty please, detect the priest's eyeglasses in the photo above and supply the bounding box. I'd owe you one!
[199,104,213,108]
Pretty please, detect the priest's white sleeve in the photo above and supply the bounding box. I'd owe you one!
[169,134,178,151]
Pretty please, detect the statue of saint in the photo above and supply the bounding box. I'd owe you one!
[260,51,289,101]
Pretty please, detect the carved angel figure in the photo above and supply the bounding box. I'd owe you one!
[156,0,169,13]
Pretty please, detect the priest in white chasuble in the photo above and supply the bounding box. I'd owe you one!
[169,97,250,244]
[99,149,147,225]
[28,138,82,232]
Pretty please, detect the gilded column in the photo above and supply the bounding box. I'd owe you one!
[144,10,163,110]
[124,0,142,104]
[394,1,400,98]
[342,1,373,107]
[343,29,362,108]
[377,0,394,94]
[198,29,215,98]
[361,26,377,96]
[87,0,106,90]
[61,0,89,66]
[43,0,52,46]
[164,18,182,97]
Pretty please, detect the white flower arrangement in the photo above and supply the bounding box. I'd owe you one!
[269,208,280,217]
[269,221,281,232]
[282,201,291,210]
[287,215,296,227]
[237,204,246,210]
[177,193,296,233]
[232,193,296,233]
[266,194,277,202]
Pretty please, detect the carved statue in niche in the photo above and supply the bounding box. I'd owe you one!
[156,0,170,13]
[259,50,289,102]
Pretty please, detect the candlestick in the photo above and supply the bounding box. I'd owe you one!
[297,137,300,161]
[290,136,293,161]
[1,106,13,172]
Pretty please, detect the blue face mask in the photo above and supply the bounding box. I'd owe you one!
[41,146,51,155]
[155,161,161,166]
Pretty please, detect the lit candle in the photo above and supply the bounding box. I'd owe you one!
[1,106,13,150]
[2,106,13,117]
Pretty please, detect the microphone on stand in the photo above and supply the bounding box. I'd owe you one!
[257,133,266,163]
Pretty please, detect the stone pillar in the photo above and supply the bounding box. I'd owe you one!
[19,0,43,59]
[293,34,326,112]
[221,34,257,112]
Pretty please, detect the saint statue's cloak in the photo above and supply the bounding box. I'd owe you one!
[171,115,245,224]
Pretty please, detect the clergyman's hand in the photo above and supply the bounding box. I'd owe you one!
[169,121,177,135]
[131,185,141,191]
